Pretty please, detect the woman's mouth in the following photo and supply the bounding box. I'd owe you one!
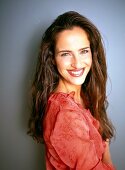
[68,69,84,77]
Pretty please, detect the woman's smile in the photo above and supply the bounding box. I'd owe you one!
[67,68,84,77]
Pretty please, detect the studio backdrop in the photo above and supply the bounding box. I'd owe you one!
[0,0,125,170]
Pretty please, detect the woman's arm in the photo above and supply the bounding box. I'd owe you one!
[102,140,113,165]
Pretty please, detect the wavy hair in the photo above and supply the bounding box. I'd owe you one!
[27,11,115,142]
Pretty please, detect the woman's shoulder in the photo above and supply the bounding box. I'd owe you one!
[44,91,81,125]
[43,91,80,139]
[48,91,76,109]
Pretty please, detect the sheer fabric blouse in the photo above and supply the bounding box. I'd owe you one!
[43,92,115,170]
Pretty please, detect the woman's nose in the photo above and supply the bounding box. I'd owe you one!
[71,54,82,68]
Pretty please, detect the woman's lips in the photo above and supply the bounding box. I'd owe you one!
[68,69,84,77]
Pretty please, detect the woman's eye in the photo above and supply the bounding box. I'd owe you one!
[80,49,88,55]
[61,53,70,57]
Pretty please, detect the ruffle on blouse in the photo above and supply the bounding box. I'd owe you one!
[43,92,115,170]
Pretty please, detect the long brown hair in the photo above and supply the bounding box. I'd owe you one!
[27,11,115,142]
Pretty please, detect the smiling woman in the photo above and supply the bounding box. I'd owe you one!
[28,11,115,169]
[54,27,92,90]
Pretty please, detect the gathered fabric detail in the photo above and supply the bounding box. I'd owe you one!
[43,92,115,170]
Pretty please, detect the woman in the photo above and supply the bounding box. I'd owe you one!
[28,11,115,169]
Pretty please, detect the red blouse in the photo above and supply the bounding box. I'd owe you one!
[43,92,115,170]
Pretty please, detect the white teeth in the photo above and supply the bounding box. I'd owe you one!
[71,70,82,74]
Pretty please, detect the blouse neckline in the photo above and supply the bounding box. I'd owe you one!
[50,91,89,111]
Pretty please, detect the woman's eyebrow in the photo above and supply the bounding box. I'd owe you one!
[78,47,90,51]
[57,50,71,54]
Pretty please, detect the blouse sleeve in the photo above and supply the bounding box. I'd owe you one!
[48,107,115,170]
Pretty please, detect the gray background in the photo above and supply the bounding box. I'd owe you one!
[0,0,125,169]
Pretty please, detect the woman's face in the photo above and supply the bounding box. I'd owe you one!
[54,26,92,88]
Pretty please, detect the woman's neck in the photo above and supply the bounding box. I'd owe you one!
[55,79,85,108]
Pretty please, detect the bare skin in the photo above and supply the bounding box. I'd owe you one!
[54,26,92,107]
[102,140,113,165]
